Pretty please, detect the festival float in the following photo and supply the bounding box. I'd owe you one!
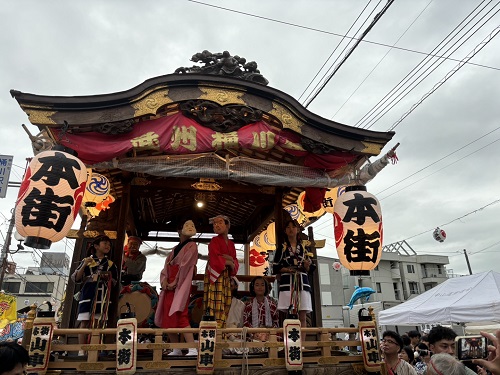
[10,51,396,374]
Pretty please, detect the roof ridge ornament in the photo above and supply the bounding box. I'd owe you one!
[175,50,269,86]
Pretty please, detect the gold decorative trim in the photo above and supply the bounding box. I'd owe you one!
[23,108,57,125]
[132,87,172,117]
[81,344,106,351]
[80,230,117,239]
[269,102,304,133]
[214,360,230,368]
[145,361,171,369]
[216,342,229,349]
[199,87,246,105]
[361,141,383,155]
[264,358,285,366]
[319,356,340,364]
[192,178,222,191]
[78,363,105,370]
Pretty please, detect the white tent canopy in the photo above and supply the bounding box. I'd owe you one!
[378,271,500,326]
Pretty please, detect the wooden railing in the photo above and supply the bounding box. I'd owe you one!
[46,326,364,371]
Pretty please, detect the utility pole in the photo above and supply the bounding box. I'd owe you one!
[463,249,473,275]
[0,209,15,288]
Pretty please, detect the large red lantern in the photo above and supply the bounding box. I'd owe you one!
[15,147,87,249]
[333,186,382,275]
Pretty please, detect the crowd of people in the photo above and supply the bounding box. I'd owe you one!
[379,326,500,375]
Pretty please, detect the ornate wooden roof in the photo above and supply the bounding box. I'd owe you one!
[10,52,394,243]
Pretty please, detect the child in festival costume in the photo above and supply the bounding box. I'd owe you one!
[203,215,239,328]
[273,219,315,343]
[71,235,118,352]
[155,220,199,356]
[243,276,279,331]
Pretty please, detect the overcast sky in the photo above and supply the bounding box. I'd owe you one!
[1,0,499,290]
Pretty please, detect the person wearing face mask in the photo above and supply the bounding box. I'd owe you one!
[203,215,239,329]
[155,220,199,356]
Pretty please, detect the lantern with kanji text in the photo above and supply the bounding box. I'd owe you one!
[333,186,382,276]
[15,147,87,249]
[323,186,346,214]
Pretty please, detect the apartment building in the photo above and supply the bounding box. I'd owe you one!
[317,240,449,327]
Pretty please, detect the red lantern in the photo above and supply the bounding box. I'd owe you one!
[333,186,382,276]
[15,148,87,249]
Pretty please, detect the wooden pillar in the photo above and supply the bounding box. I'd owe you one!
[61,214,88,329]
[307,226,322,329]
[107,181,131,327]
[21,303,37,349]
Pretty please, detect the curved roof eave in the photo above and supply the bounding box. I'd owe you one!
[11,73,394,155]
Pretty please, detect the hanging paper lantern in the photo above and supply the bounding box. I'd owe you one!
[87,194,115,217]
[258,230,275,251]
[323,186,346,214]
[15,148,87,250]
[82,172,110,208]
[266,222,276,245]
[297,191,325,218]
[249,248,269,276]
[333,185,382,276]
[332,261,342,271]
[284,204,302,221]
[253,233,263,250]
[433,227,446,242]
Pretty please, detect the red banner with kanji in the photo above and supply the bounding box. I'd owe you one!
[54,113,355,170]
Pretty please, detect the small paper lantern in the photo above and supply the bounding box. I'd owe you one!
[323,186,346,214]
[333,186,382,276]
[433,227,446,242]
[83,172,110,207]
[15,148,87,249]
[297,191,325,218]
[332,261,342,271]
[87,194,115,217]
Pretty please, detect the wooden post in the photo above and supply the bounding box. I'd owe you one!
[307,226,322,330]
[61,214,88,329]
[107,180,131,328]
[21,303,37,349]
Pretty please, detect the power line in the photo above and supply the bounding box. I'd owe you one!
[402,198,500,242]
[374,126,500,196]
[298,0,380,103]
[378,136,500,200]
[186,0,500,72]
[330,0,434,120]
[357,1,500,129]
[303,0,396,108]
[388,24,500,131]
[355,0,494,128]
